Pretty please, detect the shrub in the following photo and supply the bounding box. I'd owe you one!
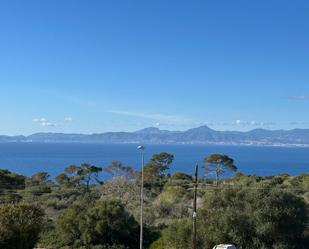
[0,203,44,249]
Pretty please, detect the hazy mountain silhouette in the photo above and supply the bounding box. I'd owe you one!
[1,126,309,146]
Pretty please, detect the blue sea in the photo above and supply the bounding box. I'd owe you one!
[0,143,308,180]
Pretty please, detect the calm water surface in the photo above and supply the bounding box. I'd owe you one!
[0,143,308,179]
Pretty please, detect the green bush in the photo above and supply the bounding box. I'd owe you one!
[0,202,44,249]
[153,188,308,249]
[56,199,139,249]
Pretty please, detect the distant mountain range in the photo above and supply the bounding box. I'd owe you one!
[1,126,309,146]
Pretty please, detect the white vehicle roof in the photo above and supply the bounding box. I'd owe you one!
[212,244,236,249]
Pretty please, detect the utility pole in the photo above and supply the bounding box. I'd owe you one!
[137,145,145,249]
[192,163,198,249]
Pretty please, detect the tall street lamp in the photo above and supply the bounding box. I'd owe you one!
[137,145,145,249]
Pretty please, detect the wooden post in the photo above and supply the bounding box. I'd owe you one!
[193,163,198,249]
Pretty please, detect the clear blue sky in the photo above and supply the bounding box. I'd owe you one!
[1,0,309,135]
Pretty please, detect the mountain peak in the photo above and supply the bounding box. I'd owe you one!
[135,127,162,134]
[186,125,214,132]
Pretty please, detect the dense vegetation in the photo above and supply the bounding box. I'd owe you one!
[0,152,308,249]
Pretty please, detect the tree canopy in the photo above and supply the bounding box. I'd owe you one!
[56,163,102,190]
[143,152,174,194]
[203,154,237,186]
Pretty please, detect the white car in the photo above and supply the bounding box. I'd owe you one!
[212,244,236,249]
